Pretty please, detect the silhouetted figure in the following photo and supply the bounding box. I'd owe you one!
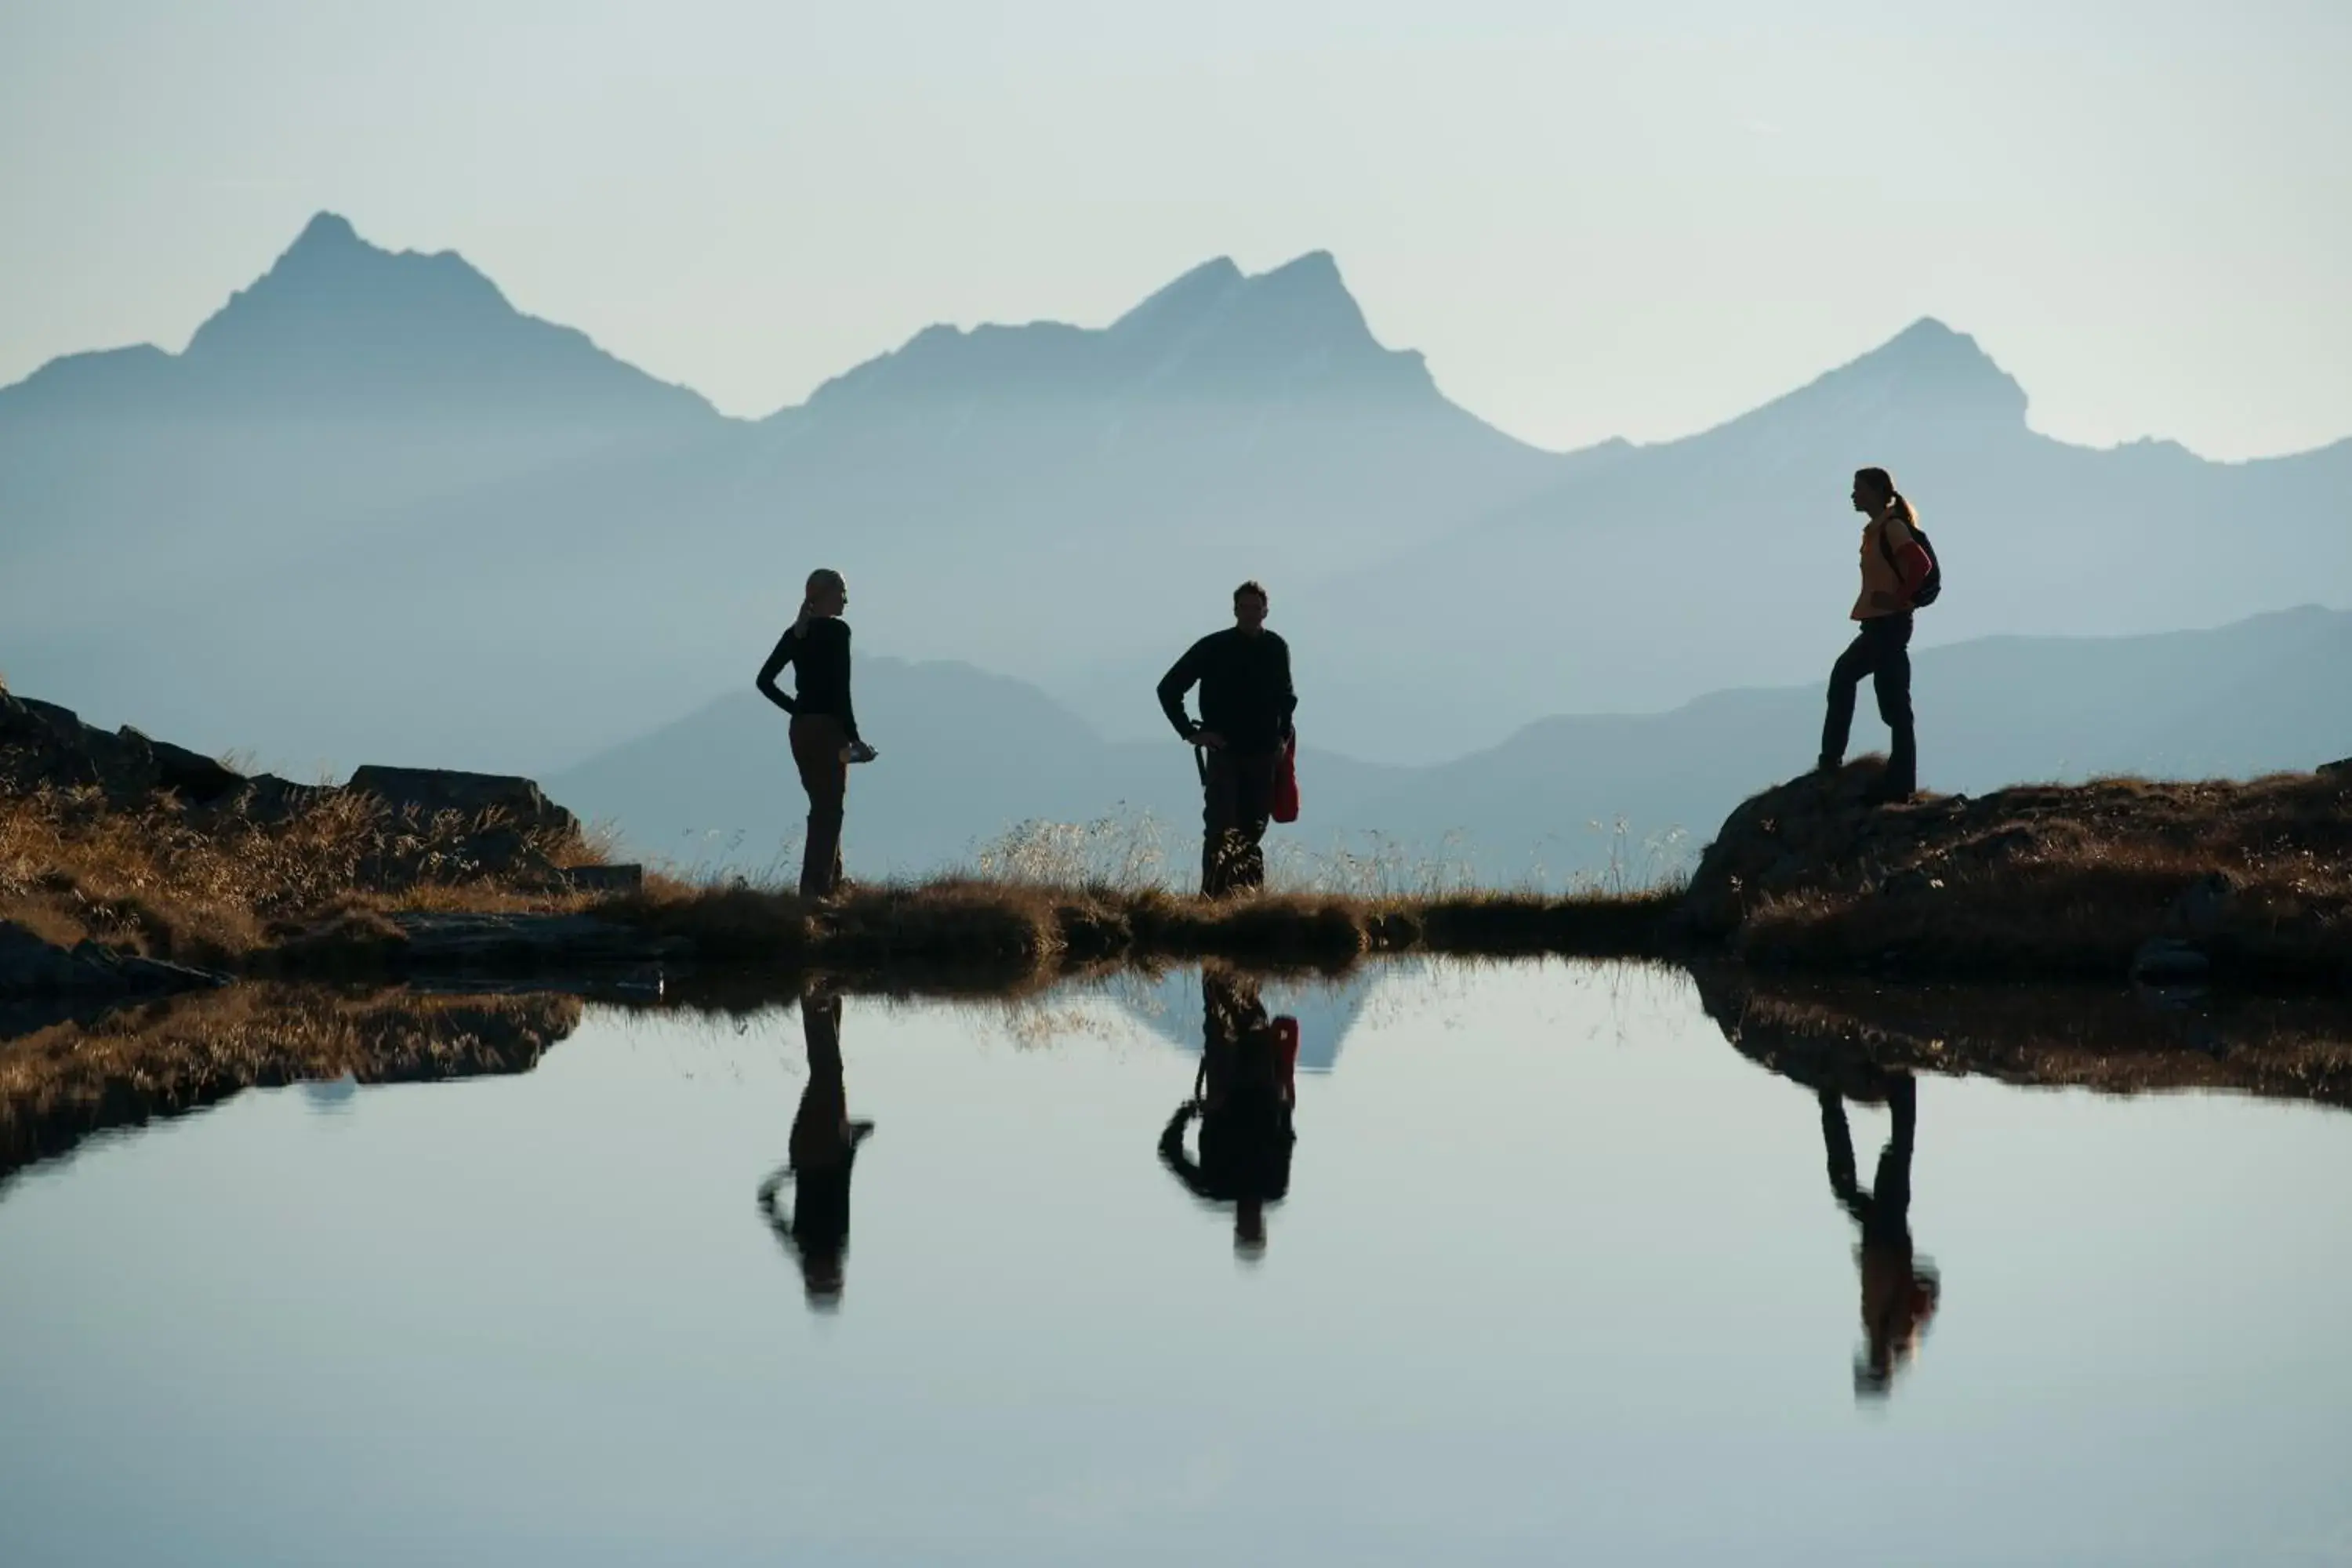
[756,568,877,898]
[1156,580,1298,896]
[1819,1075,1940,1397]
[1160,969,1298,1258]
[1819,466,1934,804]
[758,983,875,1309]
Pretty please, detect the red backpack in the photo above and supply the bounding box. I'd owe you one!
[1271,739,1299,823]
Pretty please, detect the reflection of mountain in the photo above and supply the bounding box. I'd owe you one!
[1110,967,1392,1073]
[5,212,2344,779]
[301,1075,360,1113]
[555,605,2352,886]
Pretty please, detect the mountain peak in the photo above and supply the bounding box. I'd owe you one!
[1108,249,1424,400]
[1262,249,1342,285]
[1850,317,2022,405]
[154,212,715,423]
[1727,315,2028,438]
[1112,256,1244,334]
[289,210,362,253]
[185,212,515,364]
[802,249,1433,416]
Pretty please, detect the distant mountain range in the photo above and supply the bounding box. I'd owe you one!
[3,212,2344,779]
[550,604,2352,887]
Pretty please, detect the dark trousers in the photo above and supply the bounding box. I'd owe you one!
[1820,612,1916,792]
[789,714,847,898]
[1820,1076,1915,1247]
[1200,748,1279,897]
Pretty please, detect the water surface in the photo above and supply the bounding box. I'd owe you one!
[3,962,2348,1566]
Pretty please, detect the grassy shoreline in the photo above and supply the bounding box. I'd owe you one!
[5,703,2347,993]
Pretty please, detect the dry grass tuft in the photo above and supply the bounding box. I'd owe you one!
[0,784,593,966]
[590,873,1684,989]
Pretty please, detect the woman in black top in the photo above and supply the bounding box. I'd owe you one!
[756,568,873,898]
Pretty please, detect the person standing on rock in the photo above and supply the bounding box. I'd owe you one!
[1156,581,1297,897]
[756,568,875,898]
[1818,466,1936,805]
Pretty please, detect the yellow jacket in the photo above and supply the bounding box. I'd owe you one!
[1852,514,1926,621]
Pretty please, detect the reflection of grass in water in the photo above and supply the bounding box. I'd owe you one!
[0,985,583,1185]
[1693,963,2352,1112]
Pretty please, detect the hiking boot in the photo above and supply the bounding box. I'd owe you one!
[1863,779,1917,807]
[813,876,859,904]
[1814,754,1842,776]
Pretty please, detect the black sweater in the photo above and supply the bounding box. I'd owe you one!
[757,618,862,743]
[1156,628,1296,753]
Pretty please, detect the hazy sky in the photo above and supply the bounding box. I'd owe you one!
[4,0,2348,459]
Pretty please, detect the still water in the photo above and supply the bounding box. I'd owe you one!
[2,962,2348,1566]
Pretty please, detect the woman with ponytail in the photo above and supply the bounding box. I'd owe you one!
[1818,467,1933,804]
[756,568,875,897]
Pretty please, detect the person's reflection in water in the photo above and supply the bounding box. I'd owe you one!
[1820,1074,1940,1397]
[757,982,874,1311]
[1160,968,1298,1260]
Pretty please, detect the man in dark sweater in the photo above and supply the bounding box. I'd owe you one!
[1156,580,1298,896]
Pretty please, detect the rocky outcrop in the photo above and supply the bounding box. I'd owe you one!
[1,691,245,806]
[1676,761,2352,985]
[0,921,228,1000]
[343,765,578,837]
[2,689,637,894]
[378,910,685,971]
[1679,761,1993,938]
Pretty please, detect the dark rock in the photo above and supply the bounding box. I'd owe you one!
[0,920,229,999]
[2165,873,2236,939]
[2132,937,2211,984]
[1680,764,1893,935]
[452,824,535,877]
[131,731,245,805]
[557,863,644,895]
[1,996,120,1045]
[1878,867,1945,898]
[344,765,579,836]
[385,910,688,971]
[1954,826,2040,865]
[227,773,334,826]
[3,693,250,807]
[2321,757,2352,777]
